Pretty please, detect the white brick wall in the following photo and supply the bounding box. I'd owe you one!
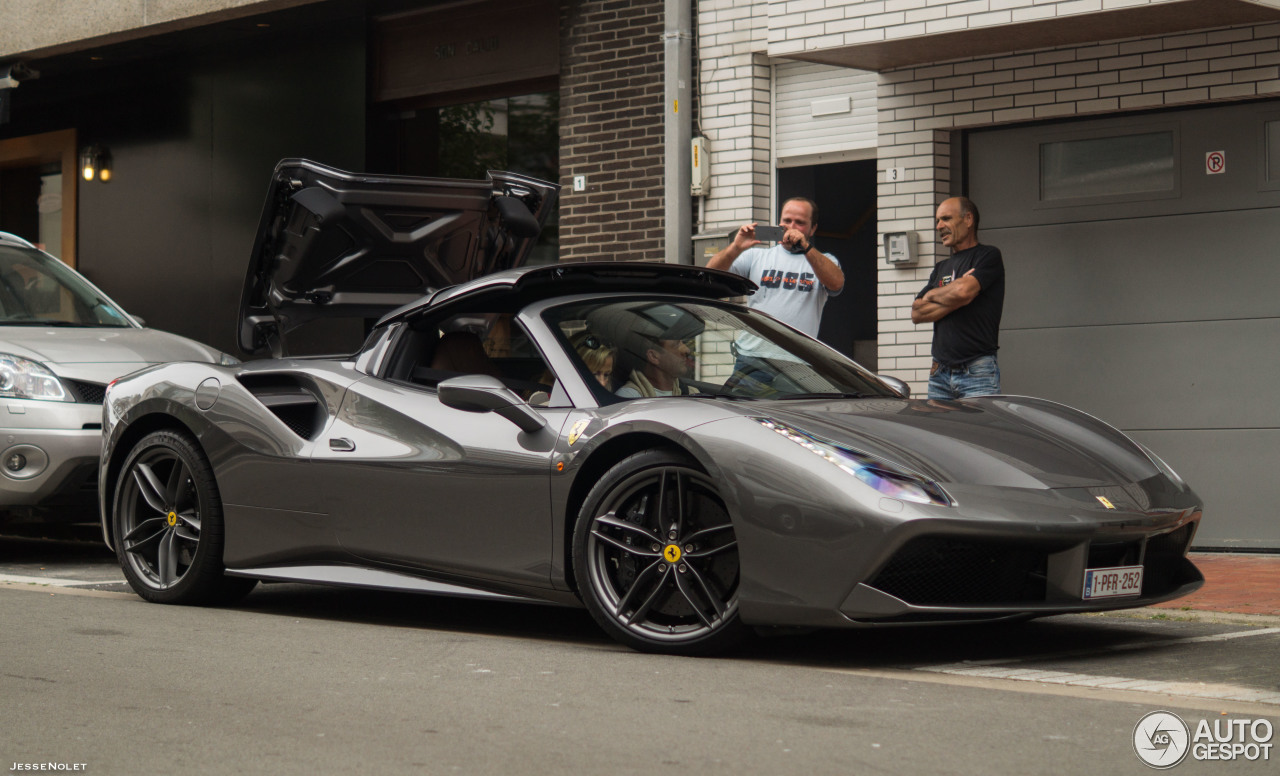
[699,3,1280,395]
[763,0,1201,55]
[698,0,774,232]
[875,22,1280,395]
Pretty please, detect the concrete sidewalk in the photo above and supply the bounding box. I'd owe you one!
[1147,552,1280,618]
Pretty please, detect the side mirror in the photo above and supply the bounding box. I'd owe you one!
[437,374,547,433]
[877,374,911,398]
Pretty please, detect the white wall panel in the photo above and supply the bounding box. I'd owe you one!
[774,61,877,165]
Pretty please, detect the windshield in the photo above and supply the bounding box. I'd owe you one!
[545,298,898,403]
[0,245,133,327]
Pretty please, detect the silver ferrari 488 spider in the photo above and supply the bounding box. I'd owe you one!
[100,160,1204,655]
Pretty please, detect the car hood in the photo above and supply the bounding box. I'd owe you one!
[0,326,224,383]
[736,394,1162,489]
[238,159,559,358]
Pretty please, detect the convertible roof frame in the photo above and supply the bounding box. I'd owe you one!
[377,261,758,327]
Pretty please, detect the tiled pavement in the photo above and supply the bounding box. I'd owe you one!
[1149,552,1280,617]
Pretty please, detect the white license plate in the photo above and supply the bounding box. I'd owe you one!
[1082,565,1143,599]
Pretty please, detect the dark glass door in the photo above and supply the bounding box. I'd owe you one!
[370,92,559,265]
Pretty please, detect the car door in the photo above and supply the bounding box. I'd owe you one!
[309,373,567,589]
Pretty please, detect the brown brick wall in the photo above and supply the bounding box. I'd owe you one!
[558,0,666,262]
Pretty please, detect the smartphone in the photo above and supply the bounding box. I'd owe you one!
[754,225,786,242]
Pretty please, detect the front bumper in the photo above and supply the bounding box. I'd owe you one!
[0,399,103,509]
[727,463,1205,629]
[839,517,1203,624]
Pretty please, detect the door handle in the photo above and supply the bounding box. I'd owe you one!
[329,438,356,452]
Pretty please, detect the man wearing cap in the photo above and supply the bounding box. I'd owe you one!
[591,303,702,399]
[615,335,696,398]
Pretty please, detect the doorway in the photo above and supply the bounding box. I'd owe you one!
[777,159,878,367]
[0,129,78,264]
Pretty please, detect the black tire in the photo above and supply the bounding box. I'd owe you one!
[112,430,255,605]
[573,449,746,655]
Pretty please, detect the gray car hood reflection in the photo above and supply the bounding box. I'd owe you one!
[0,326,222,381]
[742,395,1159,489]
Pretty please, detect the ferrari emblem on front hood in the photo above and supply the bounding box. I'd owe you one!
[1096,496,1116,509]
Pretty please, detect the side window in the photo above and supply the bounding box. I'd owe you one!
[551,315,621,403]
[1038,130,1176,204]
[390,312,567,407]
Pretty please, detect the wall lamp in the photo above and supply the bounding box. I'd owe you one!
[79,145,111,183]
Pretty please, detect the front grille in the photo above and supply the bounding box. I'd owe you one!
[1141,522,1198,595]
[1088,539,1141,568]
[65,379,106,405]
[76,470,100,495]
[1147,522,1195,562]
[868,536,1050,605]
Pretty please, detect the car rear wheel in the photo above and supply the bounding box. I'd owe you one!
[573,449,745,655]
[113,430,255,605]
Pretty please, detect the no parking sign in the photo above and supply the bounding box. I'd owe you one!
[1206,150,1226,174]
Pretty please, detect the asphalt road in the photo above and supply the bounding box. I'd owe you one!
[2,529,1278,775]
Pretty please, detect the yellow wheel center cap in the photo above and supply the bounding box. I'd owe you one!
[166,511,178,527]
[663,544,682,563]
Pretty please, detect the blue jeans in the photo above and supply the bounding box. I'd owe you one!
[927,355,1001,399]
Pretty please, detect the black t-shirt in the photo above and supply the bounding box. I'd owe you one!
[916,243,1005,367]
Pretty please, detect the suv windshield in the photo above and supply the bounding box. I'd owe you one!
[0,245,133,327]
[545,298,898,403]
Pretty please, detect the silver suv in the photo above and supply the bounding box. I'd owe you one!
[0,232,235,523]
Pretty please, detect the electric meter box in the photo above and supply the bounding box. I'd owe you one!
[691,137,710,196]
[884,232,917,265]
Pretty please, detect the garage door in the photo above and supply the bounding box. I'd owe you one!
[968,100,1280,549]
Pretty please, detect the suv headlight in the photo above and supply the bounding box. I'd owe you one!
[0,354,69,402]
[753,417,952,506]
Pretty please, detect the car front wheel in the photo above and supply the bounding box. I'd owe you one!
[113,429,255,605]
[573,449,745,655]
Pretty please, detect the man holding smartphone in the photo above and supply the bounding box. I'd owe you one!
[707,197,844,337]
[707,197,844,390]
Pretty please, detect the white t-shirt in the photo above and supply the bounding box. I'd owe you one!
[728,244,841,357]
[616,385,674,399]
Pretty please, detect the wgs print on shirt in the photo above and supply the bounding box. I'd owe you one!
[758,269,817,293]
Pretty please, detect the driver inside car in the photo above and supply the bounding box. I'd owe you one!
[616,334,697,398]
[586,303,704,399]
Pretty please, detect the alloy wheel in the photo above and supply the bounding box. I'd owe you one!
[584,463,740,647]
[118,445,203,590]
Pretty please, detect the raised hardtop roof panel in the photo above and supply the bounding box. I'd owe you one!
[376,261,758,327]
[238,159,558,357]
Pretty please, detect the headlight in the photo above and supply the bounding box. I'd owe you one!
[0,354,69,402]
[1137,443,1188,491]
[753,417,952,506]
[218,352,241,366]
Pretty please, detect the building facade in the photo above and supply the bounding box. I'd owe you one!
[0,0,668,354]
[4,0,1276,547]
[696,0,1280,548]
